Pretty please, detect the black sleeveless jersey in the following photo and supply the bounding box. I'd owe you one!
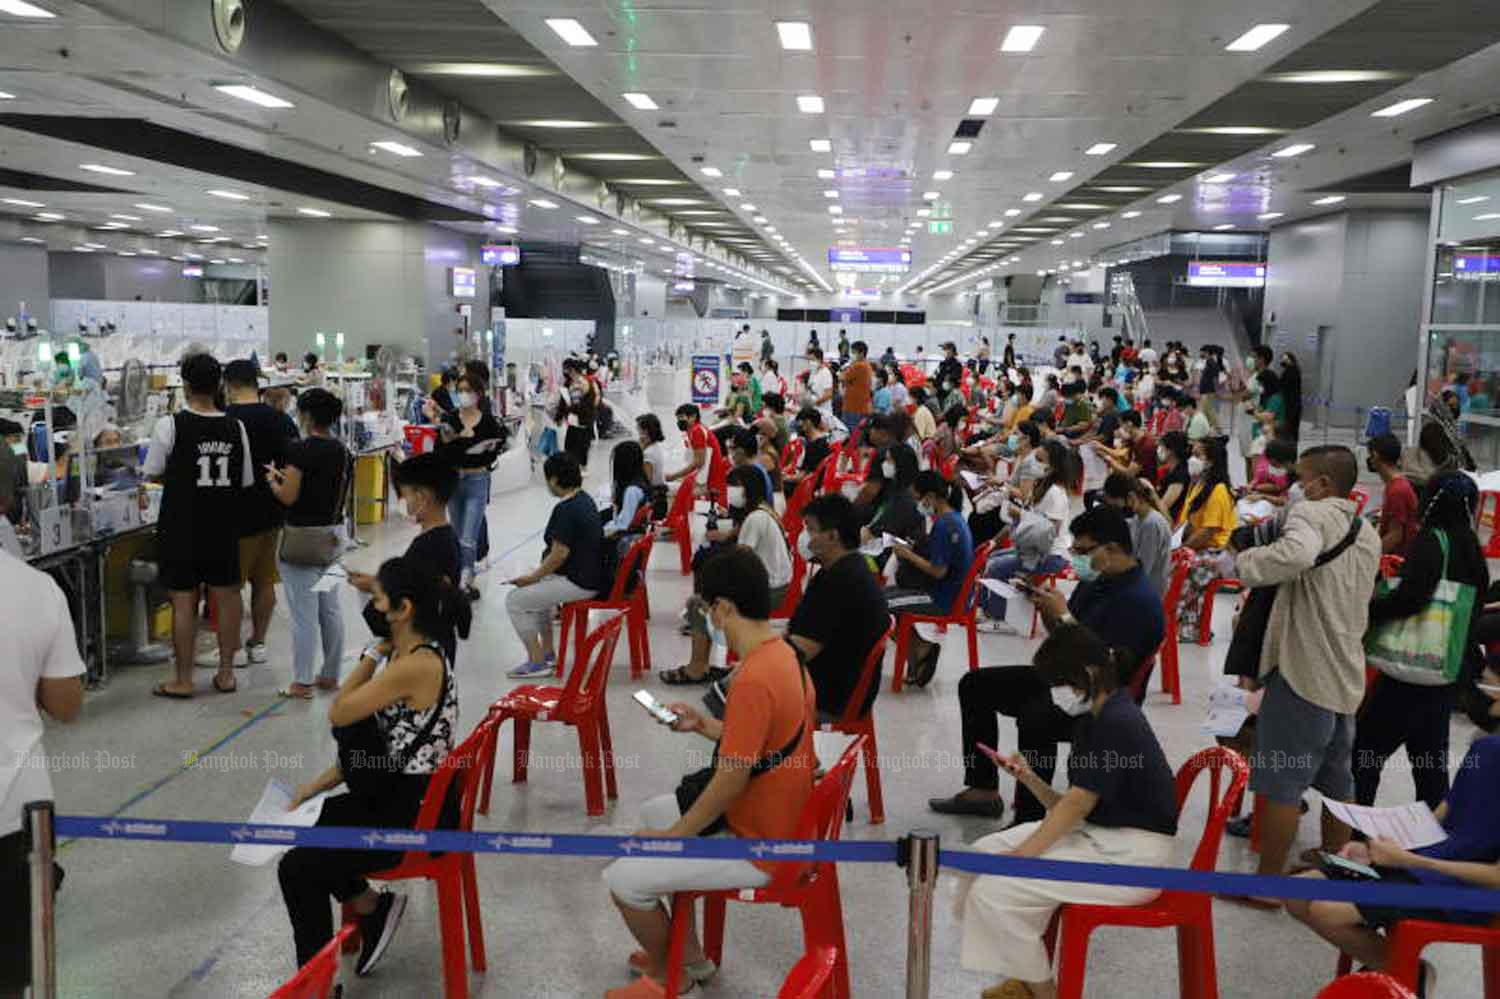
[157,411,247,545]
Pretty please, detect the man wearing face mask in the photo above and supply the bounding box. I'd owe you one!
[787,495,890,720]
[935,342,964,395]
[929,505,1163,822]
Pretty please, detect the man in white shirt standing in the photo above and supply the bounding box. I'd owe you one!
[806,347,836,425]
[0,548,84,996]
[1137,339,1158,367]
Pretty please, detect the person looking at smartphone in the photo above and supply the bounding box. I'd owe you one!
[601,545,815,998]
[956,624,1177,999]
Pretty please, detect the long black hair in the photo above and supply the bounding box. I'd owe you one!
[1035,622,1118,696]
[726,463,770,524]
[1035,438,1082,498]
[1280,353,1303,434]
[377,555,473,644]
[611,439,647,510]
[1188,437,1232,514]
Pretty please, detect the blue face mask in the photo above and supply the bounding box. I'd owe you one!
[1070,552,1101,583]
[705,603,727,648]
[1006,434,1020,452]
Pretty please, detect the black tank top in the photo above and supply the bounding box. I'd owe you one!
[159,411,246,543]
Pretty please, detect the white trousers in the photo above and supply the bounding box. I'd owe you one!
[602,794,769,911]
[956,821,1176,982]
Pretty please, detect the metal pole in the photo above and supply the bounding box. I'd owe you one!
[26,800,57,999]
[903,830,940,999]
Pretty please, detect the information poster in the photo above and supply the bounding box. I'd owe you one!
[691,354,721,407]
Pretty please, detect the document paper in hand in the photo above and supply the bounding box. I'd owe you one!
[1321,799,1448,850]
[230,777,329,866]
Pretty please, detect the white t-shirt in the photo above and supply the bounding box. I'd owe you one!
[642,441,667,487]
[1138,347,1158,366]
[0,551,85,836]
[142,409,255,486]
[737,507,793,590]
[1034,483,1074,558]
[808,365,834,416]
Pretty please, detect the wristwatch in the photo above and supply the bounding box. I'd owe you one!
[361,643,390,668]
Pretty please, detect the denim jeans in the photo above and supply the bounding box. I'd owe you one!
[278,560,345,686]
[449,470,490,581]
[981,553,1067,620]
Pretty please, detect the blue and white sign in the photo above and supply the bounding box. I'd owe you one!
[1186,261,1265,288]
[691,354,721,406]
[827,247,912,274]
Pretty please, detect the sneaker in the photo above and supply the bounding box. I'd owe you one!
[195,647,246,668]
[1225,815,1252,839]
[245,641,268,666]
[928,792,1005,819]
[354,891,407,976]
[976,617,1018,635]
[506,660,552,679]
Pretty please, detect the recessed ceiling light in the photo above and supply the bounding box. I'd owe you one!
[576,215,599,224]
[297,207,332,217]
[816,169,835,180]
[1,197,44,208]
[545,17,598,46]
[1263,70,1403,84]
[828,206,843,214]
[932,170,954,181]
[157,229,183,237]
[796,94,824,114]
[917,208,932,217]
[822,190,840,199]
[948,141,972,155]
[1093,221,1111,229]
[133,202,172,213]
[1213,223,1235,231]
[1203,173,1236,184]
[1000,24,1045,52]
[622,92,658,110]
[809,139,832,152]
[1272,143,1315,158]
[923,191,941,201]
[1157,193,1183,204]
[699,166,723,178]
[1022,192,1043,202]
[1084,142,1118,157]
[0,0,55,18]
[1049,171,1073,182]
[611,228,629,235]
[1311,195,1346,206]
[1372,97,1433,118]
[740,203,757,212]
[189,224,220,232]
[213,83,295,109]
[753,215,768,223]
[968,96,1000,116]
[1049,239,1064,245]
[529,198,558,209]
[1003,209,1021,217]
[371,140,422,157]
[1069,231,1084,238]
[207,189,251,201]
[1121,210,1142,219]
[80,163,134,176]
[1258,211,1284,220]
[775,21,813,51]
[1225,23,1289,52]
[639,238,656,245]
[1456,195,1490,205]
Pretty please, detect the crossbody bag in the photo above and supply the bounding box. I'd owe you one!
[279,446,351,566]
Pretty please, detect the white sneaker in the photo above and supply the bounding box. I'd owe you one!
[245,641,268,665]
[195,646,246,668]
[976,617,1018,635]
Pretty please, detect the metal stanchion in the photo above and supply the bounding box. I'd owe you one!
[26,800,57,999]
[901,830,940,999]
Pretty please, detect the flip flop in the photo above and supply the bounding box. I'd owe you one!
[211,674,238,694]
[278,685,314,699]
[658,666,710,685]
[151,683,193,700]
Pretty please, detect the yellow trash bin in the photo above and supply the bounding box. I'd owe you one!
[354,453,387,524]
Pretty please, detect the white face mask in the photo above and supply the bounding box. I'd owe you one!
[726,485,747,509]
[1050,685,1092,717]
[882,460,897,479]
[797,531,815,562]
[456,391,477,409]
[1287,482,1307,506]
[1187,456,1206,478]
[397,493,425,524]
[1157,446,1169,464]
[918,499,935,518]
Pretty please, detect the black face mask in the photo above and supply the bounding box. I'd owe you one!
[362,600,391,639]
[676,420,689,432]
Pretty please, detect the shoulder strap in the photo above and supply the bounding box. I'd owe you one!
[1312,514,1364,568]
[392,643,451,770]
[1434,529,1450,576]
[749,661,809,777]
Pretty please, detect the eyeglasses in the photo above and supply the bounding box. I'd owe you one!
[1070,542,1100,557]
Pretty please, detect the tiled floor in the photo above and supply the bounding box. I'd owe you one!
[40,405,1490,999]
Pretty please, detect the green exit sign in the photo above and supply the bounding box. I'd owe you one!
[928,220,953,235]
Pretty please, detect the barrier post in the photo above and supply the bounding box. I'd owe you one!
[901,830,940,999]
[25,800,57,999]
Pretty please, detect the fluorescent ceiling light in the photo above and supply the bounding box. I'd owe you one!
[134,202,172,213]
[1050,239,1064,245]
[108,213,141,221]
[809,139,832,152]
[296,207,332,217]
[1189,126,1280,135]
[80,163,134,176]
[1371,98,1433,118]
[775,20,813,50]
[1022,192,1043,202]
[0,0,56,17]
[213,83,295,109]
[1455,195,1489,206]
[528,198,558,209]
[1225,23,1289,52]
[1069,231,1084,238]
[753,215,768,223]
[18,236,43,243]
[1093,221,1111,229]
[512,119,609,129]
[1121,210,1142,219]
[638,238,655,245]
[570,153,654,161]
[828,206,843,214]
[207,189,250,201]
[1263,70,1403,84]
[1131,161,1201,169]
[797,95,824,113]
[699,166,723,178]
[922,191,940,200]
[740,203,756,211]
[1474,213,1500,221]
[371,140,422,157]
[0,91,13,99]
[157,229,183,237]
[1084,142,1117,157]
[1213,223,1235,231]
[611,228,629,235]
[652,198,700,206]
[622,92,658,110]
[189,225,220,232]
[1,197,44,208]
[1157,193,1182,204]
[1049,171,1073,182]
[407,62,552,77]
[816,168,835,179]
[1258,211,1284,220]
[1203,173,1236,184]
[545,17,598,46]
[968,96,1000,116]
[917,208,932,217]
[1004,208,1021,217]
[1272,143,1315,158]
[1311,195,1346,206]
[948,141,972,155]
[823,190,840,198]
[576,215,599,224]
[117,251,136,257]
[1000,24,1045,52]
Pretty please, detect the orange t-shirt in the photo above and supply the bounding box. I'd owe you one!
[841,360,874,416]
[720,636,816,866]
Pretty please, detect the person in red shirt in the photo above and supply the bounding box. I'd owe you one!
[602,546,815,998]
[1367,433,1420,556]
[666,403,721,484]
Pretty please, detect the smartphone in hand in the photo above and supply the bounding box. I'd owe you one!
[633,690,679,726]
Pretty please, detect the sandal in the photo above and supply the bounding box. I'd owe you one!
[151,683,193,700]
[315,678,340,691]
[278,685,314,699]
[658,666,710,686]
[211,673,237,694]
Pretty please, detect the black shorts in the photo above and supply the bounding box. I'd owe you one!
[158,534,240,591]
[1355,867,1493,929]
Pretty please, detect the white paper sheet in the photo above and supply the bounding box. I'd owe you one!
[978,578,1024,601]
[1170,523,1187,549]
[1235,498,1277,523]
[229,778,328,866]
[959,470,984,490]
[1200,682,1263,738]
[1321,799,1448,850]
[1079,444,1108,489]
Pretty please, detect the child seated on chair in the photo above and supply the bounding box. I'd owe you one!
[954,624,1179,999]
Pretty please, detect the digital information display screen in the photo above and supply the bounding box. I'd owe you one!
[827,247,912,274]
[451,266,477,298]
[1453,254,1500,281]
[1186,261,1265,288]
[480,244,521,266]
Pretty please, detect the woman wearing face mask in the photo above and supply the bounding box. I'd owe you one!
[1237,437,1296,519]
[267,389,351,699]
[558,360,600,469]
[278,555,469,980]
[1154,430,1192,522]
[601,440,650,538]
[979,440,1078,633]
[872,366,893,415]
[956,623,1177,999]
[759,358,786,399]
[888,471,976,687]
[886,364,910,413]
[934,403,967,464]
[864,443,926,560]
[1174,438,1238,642]
[660,465,792,686]
[427,372,505,600]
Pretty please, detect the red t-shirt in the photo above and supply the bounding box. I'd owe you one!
[686,422,724,481]
[1380,475,1420,556]
[1133,433,1159,482]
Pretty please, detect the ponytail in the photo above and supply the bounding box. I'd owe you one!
[376,556,473,644]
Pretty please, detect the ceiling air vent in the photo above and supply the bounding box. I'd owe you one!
[211,0,247,54]
[387,70,409,122]
[954,118,986,139]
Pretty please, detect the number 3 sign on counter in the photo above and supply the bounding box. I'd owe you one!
[38,505,73,555]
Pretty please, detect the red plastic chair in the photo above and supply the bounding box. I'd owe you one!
[1349,487,1370,518]
[777,946,839,998]
[890,540,995,693]
[1045,746,1250,999]
[706,448,730,510]
[662,736,867,999]
[1379,554,1404,579]
[350,715,499,999]
[1197,572,1244,647]
[818,623,891,823]
[771,549,808,622]
[1153,553,1195,705]
[1334,917,1500,997]
[663,471,699,575]
[629,500,654,531]
[556,528,656,679]
[781,437,805,475]
[939,453,959,481]
[1480,490,1500,558]
[783,456,834,541]
[478,611,627,818]
[266,924,357,999]
[1026,564,1075,640]
[1316,972,1416,999]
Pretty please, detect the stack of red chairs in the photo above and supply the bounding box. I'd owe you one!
[556,529,656,679]
[266,925,357,999]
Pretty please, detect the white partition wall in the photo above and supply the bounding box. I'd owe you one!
[47,299,269,370]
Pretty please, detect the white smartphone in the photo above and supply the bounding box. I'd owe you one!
[633,690,679,726]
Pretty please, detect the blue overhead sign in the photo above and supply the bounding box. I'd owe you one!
[827,247,912,274]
